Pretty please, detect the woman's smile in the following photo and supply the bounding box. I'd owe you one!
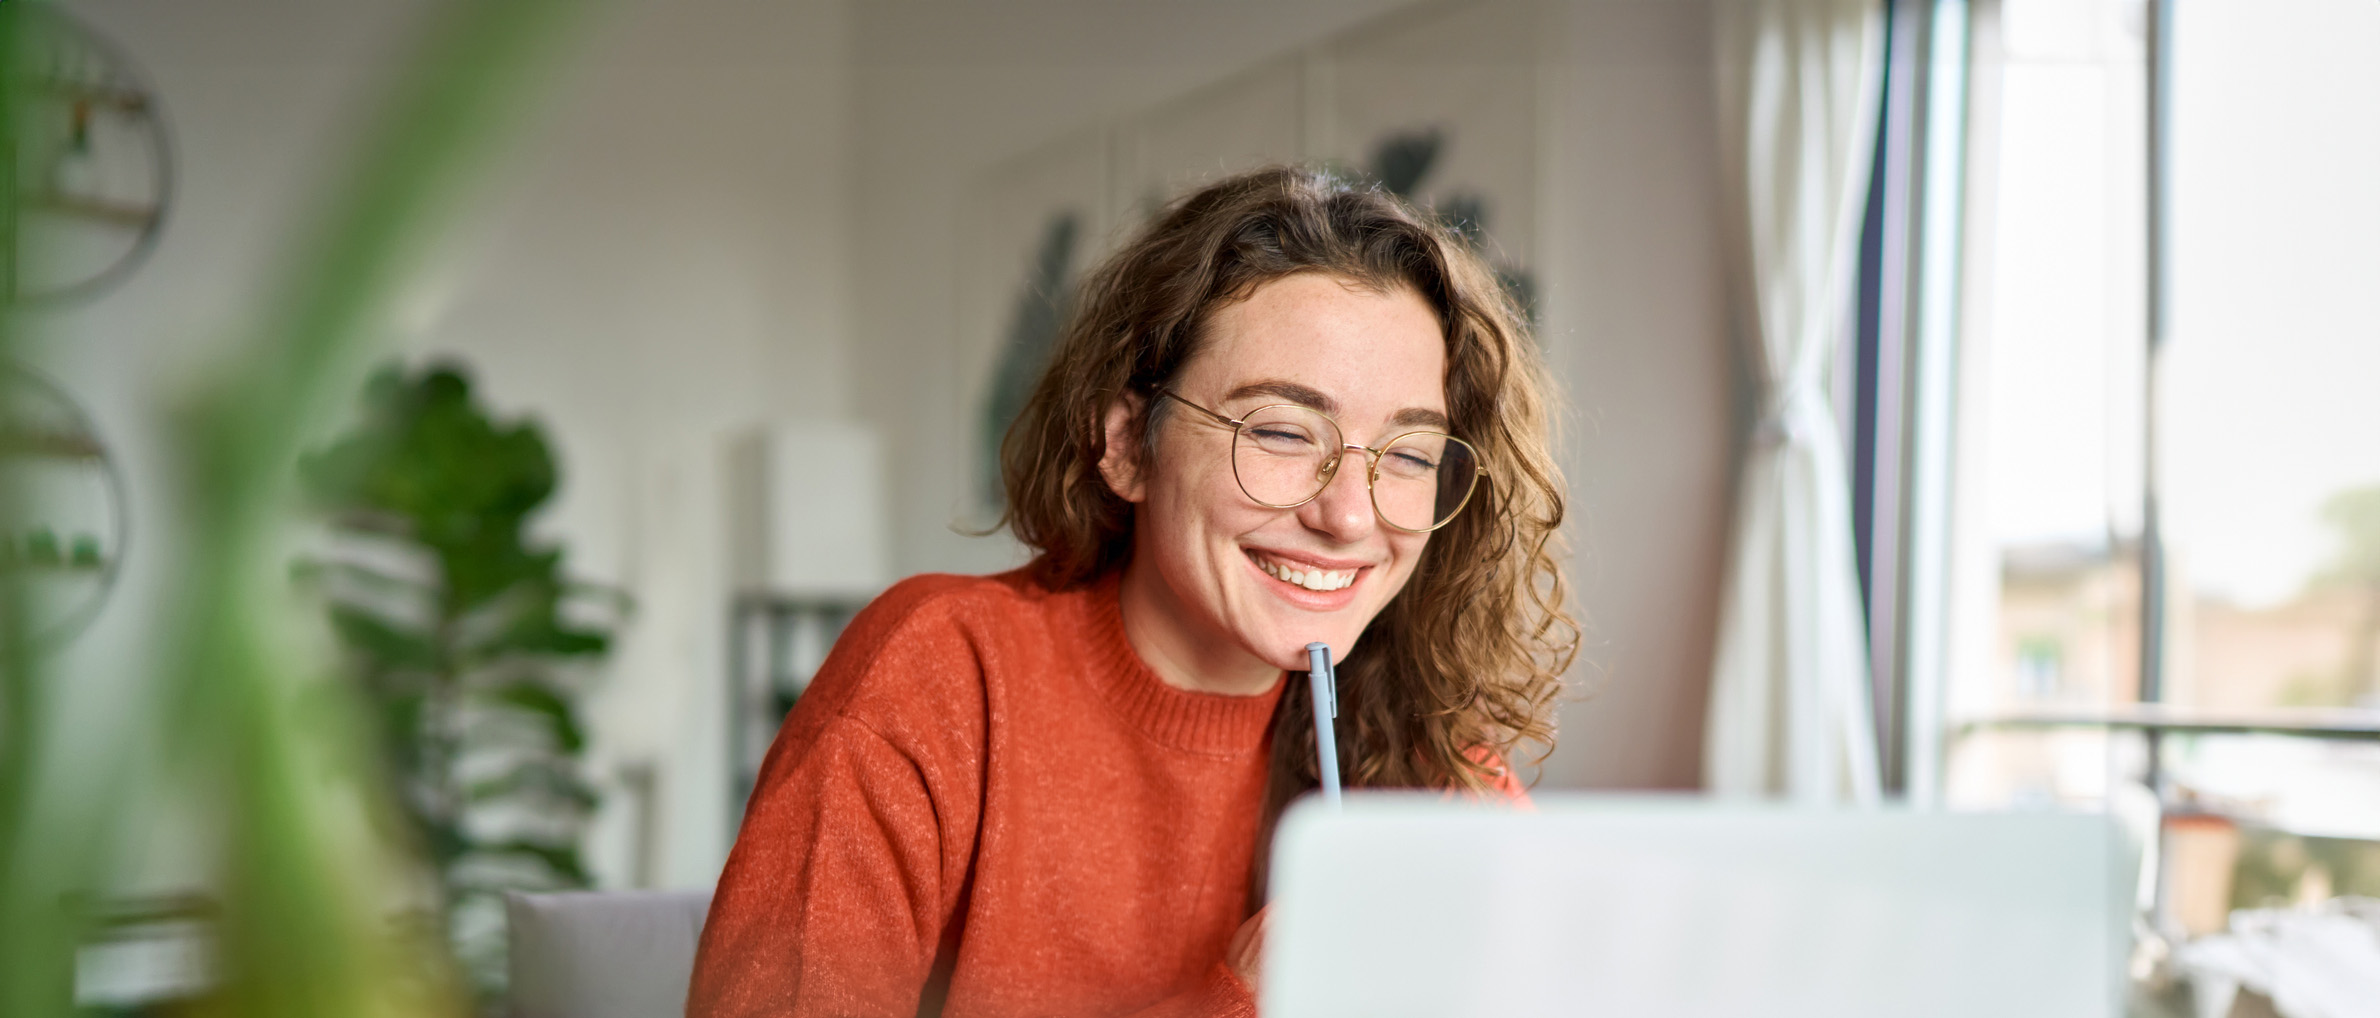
[1243,544,1370,600]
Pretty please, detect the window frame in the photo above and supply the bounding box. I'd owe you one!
[1850,0,1972,803]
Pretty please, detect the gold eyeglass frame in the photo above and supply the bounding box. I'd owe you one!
[1154,389,1488,534]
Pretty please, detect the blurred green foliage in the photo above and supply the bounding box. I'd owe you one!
[2318,484,2380,707]
[2318,485,2380,584]
[2230,825,2380,911]
[0,1,595,1017]
[298,361,615,999]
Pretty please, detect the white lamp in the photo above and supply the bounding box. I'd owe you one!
[725,421,889,598]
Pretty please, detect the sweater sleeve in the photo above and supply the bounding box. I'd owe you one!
[690,577,989,1018]
[687,717,951,1018]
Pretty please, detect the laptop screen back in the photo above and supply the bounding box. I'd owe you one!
[1264,795,2129,1018]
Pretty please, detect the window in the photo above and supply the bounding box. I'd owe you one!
[1878,0,2380,929]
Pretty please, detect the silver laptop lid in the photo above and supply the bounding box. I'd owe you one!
[1265,795,2129,1018]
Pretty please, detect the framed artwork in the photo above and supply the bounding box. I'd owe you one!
[953,128,1112,522]
[1324,0,1541,315]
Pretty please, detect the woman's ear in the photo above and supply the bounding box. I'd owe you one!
[1098,392,1148,503]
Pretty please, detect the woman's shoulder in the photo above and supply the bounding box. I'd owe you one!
[839,568,1065,651]
[734,574,1068,861]
[855,568,1052,622]
[798,568,1073,729]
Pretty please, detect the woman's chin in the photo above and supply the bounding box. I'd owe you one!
[1245,626,1361,673]
[1230,579,1377,672]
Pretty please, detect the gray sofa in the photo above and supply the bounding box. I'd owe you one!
[505,890,713,1018]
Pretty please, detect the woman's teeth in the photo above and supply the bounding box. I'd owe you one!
[1253,553,1357,592]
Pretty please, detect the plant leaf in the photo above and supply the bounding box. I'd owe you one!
[476,681,583,753]
[463,761,598,813]
[326,604,439,671]
[466,837,589,888]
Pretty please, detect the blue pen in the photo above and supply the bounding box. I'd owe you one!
[1304,642,1342,807]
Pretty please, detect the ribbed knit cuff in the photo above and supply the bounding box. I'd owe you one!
[1113,961,1257,1018]
[1207,962,1260,1018]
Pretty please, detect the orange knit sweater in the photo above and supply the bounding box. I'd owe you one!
[687,568,1521,1017]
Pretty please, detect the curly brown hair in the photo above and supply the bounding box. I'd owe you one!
[996,165,1576,899]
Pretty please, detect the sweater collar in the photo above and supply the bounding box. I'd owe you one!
[1075,570,1285,756]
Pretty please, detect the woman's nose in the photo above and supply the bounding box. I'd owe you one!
[1299,448,1376,542]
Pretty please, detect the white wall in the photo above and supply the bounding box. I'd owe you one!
[1534,0,1734,790]
[416,0,858,890]
[46,0,857,891]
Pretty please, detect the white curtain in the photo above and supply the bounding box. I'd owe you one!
[1704,0,1885,802]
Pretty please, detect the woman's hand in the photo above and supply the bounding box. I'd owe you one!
[1225,907,1270,995]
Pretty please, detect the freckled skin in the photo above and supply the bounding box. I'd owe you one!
[1102,272,1446,696]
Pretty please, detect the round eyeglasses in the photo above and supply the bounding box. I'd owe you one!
[1156,390,1486,533]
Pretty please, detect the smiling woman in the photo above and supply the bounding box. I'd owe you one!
[689,166,1576,1018]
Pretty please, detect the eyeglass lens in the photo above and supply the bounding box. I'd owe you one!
[1230,404,1480,531]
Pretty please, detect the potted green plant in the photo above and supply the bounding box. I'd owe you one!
[297,361,619,1001]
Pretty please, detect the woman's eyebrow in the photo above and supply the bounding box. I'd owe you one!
[1391,407,1452,431]
[1224,379,1337,414]
[1224,379,1452,432]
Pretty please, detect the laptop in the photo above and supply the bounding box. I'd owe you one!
[1263,795,2131,1018]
